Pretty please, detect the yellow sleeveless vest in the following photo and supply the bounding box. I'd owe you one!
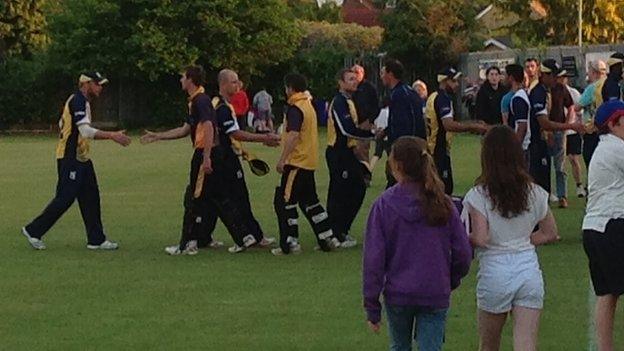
[283,92,318,170]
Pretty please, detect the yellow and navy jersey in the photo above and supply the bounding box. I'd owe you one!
[327,92,374,149]
[187,90,218,150]
[56,91,91,162]
[282,92,318,170]
[211,95,241,152]
[425,89,454,156]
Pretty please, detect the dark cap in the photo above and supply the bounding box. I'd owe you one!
[79,72,109,85]
[607,52,624,67]
[540,59,562,75]
[437,67,462,83]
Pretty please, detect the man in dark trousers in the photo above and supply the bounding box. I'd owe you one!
[377,59,426,188]
[326,68,375,249]
[22,72,131,250]
[140,65,279,255]
[425,67,489,195]
[351,64,380,184]
[272,74,339,255]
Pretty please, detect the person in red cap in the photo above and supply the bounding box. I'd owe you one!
[582,99,624,351]
[21,72,131,251]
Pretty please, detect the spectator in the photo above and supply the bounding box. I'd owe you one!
[548,70,576,208]
[575,60,607,168]
[363,136,472,351]
[465,125,559,351]
[561,76,586,198]
[252,88,274,133]
[412,80,428,100]
[525,58,540,92]
[231,80,250,129]
[475,66,508,125]
[582,100,624,351]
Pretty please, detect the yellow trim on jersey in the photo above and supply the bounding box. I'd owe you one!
[327,96,359,148]
[284,168,298,202]
[212,95,244,155]
[425,92,439,154]
[55,94,90,162]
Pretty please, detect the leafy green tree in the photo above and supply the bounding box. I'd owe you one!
[287,0,341,23]
[499,0,624,46]
[0,0,49,59]
[382,0,486,82]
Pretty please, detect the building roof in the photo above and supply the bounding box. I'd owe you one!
[341,0,382,27]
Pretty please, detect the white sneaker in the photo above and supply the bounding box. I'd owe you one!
[340,235,358,249]
[21,227,46,250]
[549,194,559,203]
[257,236,276,247]
[271,243,302,256]
[87,240,119,250]
[576,185,587,198]
[164,240,198,255]
[208,240,224,249]
[228,245,246,254]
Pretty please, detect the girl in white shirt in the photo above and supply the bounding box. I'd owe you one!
[464,126,559,351]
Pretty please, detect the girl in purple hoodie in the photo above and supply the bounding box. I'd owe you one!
[363,136,472,351]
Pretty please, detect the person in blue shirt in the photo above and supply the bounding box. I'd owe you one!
[504,64,531,154]
[576,60,607,168]
[500,88,515,126]
[377,59,426,188]
[326,68,375,249]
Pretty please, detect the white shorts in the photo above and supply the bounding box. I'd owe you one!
[476,250,544,314]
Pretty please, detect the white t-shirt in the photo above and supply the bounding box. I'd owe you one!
[375,107,389,130]
[583,134,624,232]
[463,184,549,258]
[565,85,581,136]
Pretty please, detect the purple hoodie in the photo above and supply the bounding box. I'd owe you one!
[362,182,472,323]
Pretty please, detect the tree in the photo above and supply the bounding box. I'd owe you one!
[287,0,342,23]
[382,0,486,82]
[499,0,624,46]
[0,0,49,59]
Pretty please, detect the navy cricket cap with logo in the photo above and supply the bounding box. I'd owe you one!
[540,59,565,76]
[607,52,624,67]
[79,72,109,85]
[437,67,462,83]
[595,100,624,129]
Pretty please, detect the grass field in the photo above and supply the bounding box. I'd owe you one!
[1,131,622,350]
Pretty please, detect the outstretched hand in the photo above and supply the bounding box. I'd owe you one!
[140,130,160,144]
[111,130,131,147]
[263,133,281,147]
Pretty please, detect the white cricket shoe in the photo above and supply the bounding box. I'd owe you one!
[257,236,276,247]
[87,240,119,250]
[164,240,198,255]
[549,194,559,203]
[208,240,224,249]
[21,227,46,250]
[340,235,358,249]
[270,243,302,256]
[576,185,587,198]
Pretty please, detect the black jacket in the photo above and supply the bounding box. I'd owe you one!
[352,80,380,124]
[475,82,508,125]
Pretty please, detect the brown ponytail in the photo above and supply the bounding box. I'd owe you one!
[390,136,452,226]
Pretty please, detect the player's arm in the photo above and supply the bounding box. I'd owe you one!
[201,120,214,174]
[441,117,487,134]
[536,115,584,133]
[140,124,191,144]
[512,97,528,142]
[230,130,280,146]
[73,97,130,146]
[332,97,374,139]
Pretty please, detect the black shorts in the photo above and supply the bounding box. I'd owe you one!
[583,219,624,296]
[566,134,582,155]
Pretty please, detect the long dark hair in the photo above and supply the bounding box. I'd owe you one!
[390,136,452,226]
[477,126,532,218]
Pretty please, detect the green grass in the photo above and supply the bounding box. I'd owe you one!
[0,132,621,350]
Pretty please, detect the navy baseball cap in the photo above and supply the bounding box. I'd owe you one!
[540,59,563,75]
[595,100,624,128]
[437,67,462,83]
[79,72,109,85]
